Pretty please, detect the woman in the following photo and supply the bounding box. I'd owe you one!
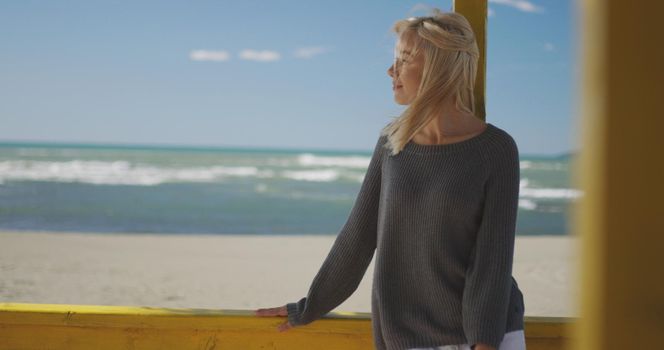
[255,8,526,350]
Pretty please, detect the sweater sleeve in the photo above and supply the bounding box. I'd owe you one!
[286,135,384,326]
[462,136,521,349]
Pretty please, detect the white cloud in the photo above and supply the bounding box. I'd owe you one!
[238,49,281,62]
[488,7,495,17]
[189,50,231,62]
[408,3,433,15]
[489,0,544,13]
[293,46,332,59]
[543,42,555,52]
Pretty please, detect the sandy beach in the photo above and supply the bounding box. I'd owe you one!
[0,230,578,318]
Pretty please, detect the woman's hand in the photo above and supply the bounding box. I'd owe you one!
[472,343,497,350]
[254,305,294,332]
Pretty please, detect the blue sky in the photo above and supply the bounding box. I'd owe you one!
[0,0,577,156]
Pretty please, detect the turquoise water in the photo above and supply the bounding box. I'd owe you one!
[0,142,580,236]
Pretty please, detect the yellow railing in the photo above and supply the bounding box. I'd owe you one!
[0,303,573,349]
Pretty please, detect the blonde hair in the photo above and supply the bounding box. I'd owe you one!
[380,8,480,156]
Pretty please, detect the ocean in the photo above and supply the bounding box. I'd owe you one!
[0,142,581,236]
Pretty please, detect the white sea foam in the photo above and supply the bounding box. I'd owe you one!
[521,187,583,199]
[519,178,583,201]
[517,179,583,211]
[0,160,264,186]
[520,160,568,171]
[0,160,363,185]
[281,169,340,182]
[297,153,370,168]
[519,199,538,210]
[0,160,587,199]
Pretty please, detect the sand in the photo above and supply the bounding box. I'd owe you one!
[0,230,578,318]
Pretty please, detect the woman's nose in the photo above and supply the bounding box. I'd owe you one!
[387,64,394,77]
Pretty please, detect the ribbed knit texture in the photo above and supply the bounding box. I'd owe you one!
[286,123,525,350]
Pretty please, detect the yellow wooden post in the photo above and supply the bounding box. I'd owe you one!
[452,0,487,120]
[572,0,664,349]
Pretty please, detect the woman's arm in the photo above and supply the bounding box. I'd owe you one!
[286,135,385,326]
[462,136,520,349]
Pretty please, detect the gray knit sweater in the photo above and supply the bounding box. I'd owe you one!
[286,123,525,350]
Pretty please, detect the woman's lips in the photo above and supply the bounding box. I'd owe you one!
[393,85,403,90]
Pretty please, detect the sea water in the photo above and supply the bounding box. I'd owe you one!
[0,142,580,236]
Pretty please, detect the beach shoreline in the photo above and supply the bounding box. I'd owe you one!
[0,230,578,317]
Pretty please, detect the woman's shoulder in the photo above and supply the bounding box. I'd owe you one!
[474,123,520,178]
[475,124,520,184]
[483,123,519,155]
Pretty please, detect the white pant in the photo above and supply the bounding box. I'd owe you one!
[407,329,526,350]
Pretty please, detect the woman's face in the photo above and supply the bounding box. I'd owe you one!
[387,35,424,105]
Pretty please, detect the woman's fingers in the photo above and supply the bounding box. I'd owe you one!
[277,320,293,332]
[254,305,288,317]
[255,305,294,332]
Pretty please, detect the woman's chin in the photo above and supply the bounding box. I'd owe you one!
[393,96,409,105]
[392,90,412,105]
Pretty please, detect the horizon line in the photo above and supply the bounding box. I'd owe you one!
[0,139,578,158]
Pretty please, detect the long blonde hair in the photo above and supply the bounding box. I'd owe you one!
[381,8,480,156]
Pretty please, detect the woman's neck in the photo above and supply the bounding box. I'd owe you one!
[414,105,486,145]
